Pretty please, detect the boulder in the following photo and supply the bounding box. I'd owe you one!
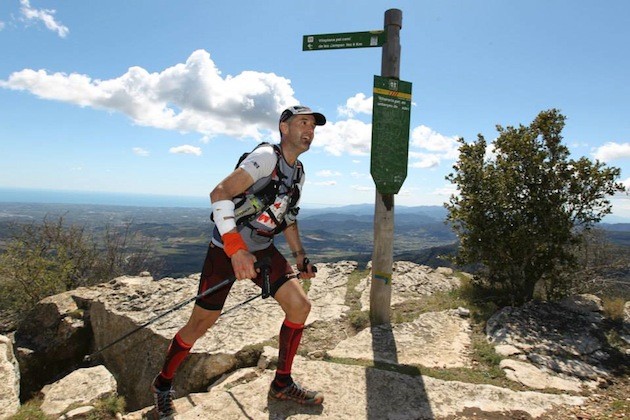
[487,298,619,391]
[40,365,117,416]
[14,290,93,399]
[0,334,20,419]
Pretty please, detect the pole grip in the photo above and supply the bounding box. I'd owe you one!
[261,264,271,299]
[300,257,318,274]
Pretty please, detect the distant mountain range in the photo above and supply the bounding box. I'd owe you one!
[1,188,629,223]
[1,201,629,278]
[299,204,448,221]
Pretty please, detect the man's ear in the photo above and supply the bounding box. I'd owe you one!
[279,121,289,136]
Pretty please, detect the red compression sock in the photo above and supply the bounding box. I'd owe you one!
[273,319,304,388]
[156,332,193,388]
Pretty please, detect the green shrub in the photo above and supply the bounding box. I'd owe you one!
[8,398,47,420]
[602,297,626,321]
[88,394,126,419]
[0,216,161,323]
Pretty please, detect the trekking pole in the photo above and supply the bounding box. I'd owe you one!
[219,258,316,317]
[302,258,317,274]
[84,257,271,362]
[220,262,272,317]
[261,263,272,298]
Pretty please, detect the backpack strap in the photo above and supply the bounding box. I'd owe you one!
[238,144,303,234]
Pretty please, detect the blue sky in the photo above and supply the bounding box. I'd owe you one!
[1,1,629,219]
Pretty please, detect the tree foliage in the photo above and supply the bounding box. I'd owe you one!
[0,216,162,323]
[445,109,626,305]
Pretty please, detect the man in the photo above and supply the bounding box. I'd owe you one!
[151,105,326,418]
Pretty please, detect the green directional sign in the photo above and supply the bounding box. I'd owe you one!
[303,31,386,51]
[371,75,412,195]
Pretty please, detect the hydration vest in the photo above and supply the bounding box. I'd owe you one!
[229,142,303,235]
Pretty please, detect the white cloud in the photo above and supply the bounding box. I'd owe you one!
[0,49,296,141]
[396,186,414,197]
[313,120,460,166]
[0,21,5,31]
[169,145,202,156]
[132,147,149,157]
[593,142,630,162]
[411,125,460,158]
[338,93,372,118]
[311,180,337,186]
[0,48,461,167]
[350,171,370,179]
[20,0,69,38]
[409,151,441,169]
[316,169,341,177]
[315,118,372,156]
[352,185,374,192]
[408,125,460,169]
[432,184,459,198]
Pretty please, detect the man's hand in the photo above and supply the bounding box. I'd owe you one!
[297,257,316,280]
[230,249,258,280]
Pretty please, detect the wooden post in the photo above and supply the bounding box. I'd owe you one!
[370,9,402,326]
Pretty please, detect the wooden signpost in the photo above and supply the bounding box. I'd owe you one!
[304,9,411,325]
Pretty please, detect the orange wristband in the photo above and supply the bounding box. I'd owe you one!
[222,232,248,257]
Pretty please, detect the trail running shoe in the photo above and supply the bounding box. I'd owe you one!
[151,380,176,419]
[268,381,324,405]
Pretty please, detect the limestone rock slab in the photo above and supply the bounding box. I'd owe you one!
[126,358,584,419]
[306,261,355,322]
[500,359,585,393]
[357,261,461,310]
[0,334,20,419]
[40,365,117,416]
[487,298,616,391]
[328,310,471,368]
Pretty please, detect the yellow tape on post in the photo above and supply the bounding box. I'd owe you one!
[373,271,392,285]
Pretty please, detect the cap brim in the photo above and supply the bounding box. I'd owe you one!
[312,112,326,126]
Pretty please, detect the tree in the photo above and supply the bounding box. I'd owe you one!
[445,109,626,305]
[0,216,162,323]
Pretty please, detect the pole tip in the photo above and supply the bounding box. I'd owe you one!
[385,9,403,27]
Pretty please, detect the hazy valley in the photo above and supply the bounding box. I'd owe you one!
[1,202,629,280]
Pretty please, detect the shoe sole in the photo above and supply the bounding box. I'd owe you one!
[150,384,176,419]
[269,391,324,405]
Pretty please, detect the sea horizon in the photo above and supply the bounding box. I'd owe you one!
[0,187,210,209]
[0,187,359,211]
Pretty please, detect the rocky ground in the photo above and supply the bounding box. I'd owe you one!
[296,304,630,420]
[2,260,629,419]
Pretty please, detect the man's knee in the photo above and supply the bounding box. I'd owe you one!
[287,296,311,319]
[184,309,219,338]
[302,298,312,315]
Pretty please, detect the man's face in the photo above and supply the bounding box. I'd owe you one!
[281,115,317,152]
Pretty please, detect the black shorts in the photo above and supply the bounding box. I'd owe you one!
[195,242,294,311]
